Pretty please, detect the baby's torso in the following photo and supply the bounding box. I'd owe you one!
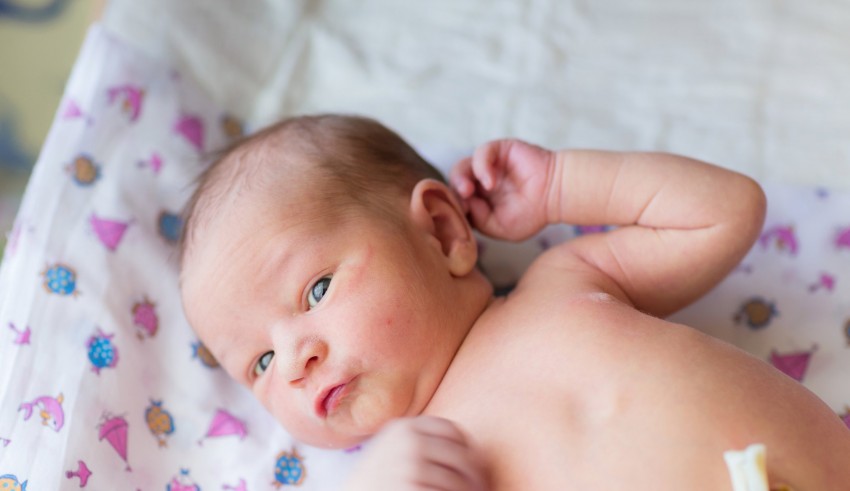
[423,288,849,490]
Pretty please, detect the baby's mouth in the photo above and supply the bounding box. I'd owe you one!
[316,379,354,418]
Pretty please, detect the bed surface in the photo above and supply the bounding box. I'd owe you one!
[102,0,850,189]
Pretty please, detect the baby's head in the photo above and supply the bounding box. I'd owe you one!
[179,114,492,448]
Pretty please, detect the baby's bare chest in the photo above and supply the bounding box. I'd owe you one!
[424,298,742,489]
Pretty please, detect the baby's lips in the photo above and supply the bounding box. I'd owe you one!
[315,377,356,418]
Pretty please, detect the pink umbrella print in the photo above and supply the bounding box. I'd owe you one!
[66,460,92,487]
[769,345,817,382]
[198,409,247,445]
[98,415,131,471]
[175,115,205,152]
[90,214,131,252]
[7,323,31,346]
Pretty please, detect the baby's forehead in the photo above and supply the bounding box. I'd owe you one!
[205,142,322,210]
[199,151,357,233]
[183,121,417,262]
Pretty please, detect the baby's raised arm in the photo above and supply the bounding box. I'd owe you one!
[451,140,766,317]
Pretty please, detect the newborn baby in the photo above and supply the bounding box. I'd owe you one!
[179,114,850,490]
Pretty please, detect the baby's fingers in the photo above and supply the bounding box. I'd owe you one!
[472,140,506,191]
[467,196,495,235]
[450,157,476,199]
[414,418,487,491]
[421,441,487,491]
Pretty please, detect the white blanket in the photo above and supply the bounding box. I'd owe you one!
[101,0,850,189]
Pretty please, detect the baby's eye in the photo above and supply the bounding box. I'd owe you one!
[254,351,274,377]
[307,276,332,309]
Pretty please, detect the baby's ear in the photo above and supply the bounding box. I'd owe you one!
[409,179,478,277]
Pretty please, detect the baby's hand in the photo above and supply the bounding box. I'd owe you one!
[344,416,488,491]
[450,139,556,241]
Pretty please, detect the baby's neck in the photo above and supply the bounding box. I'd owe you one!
[421,277,500,416]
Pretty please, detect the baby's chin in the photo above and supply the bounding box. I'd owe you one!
[290,420,377,450]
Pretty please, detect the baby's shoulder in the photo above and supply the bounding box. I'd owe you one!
[512,242,631,308]
[471,278,651,363]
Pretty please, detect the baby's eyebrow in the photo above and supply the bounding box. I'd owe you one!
[255,245,295,292]
[208,326,254,383]
[219,344,252,385]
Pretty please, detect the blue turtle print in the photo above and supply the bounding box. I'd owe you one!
[87,329,119,374]
[42,263,77,296]
[273,448,306,486]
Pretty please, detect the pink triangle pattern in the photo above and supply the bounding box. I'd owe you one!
[90,214,131,252]
[769,346,817,382]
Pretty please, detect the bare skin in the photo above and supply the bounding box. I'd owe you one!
[182,136,850,490]
[425,142,850,489]
[424,251,850,489]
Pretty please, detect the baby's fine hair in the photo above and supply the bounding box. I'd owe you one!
[179,114,446,264]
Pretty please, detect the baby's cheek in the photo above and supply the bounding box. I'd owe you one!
[348,373,416,430]
[347,389,395,435]
[264,393,306,431]
[275,405,320,443]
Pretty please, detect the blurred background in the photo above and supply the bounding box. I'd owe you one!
[0,0,101,259]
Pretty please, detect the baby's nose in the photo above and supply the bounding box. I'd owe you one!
[283,335,327,384]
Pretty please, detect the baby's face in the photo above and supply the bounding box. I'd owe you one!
[181,179,468,448]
